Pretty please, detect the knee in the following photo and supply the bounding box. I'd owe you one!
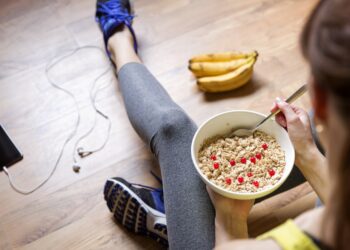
[158,108,195,139]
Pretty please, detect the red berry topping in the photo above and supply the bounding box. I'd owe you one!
[268,169,275,177]
[226,178,232,185]
[253,181,259,188]
[210,155,217,160]
[229,160,236,166]
[238,176,244,184]
[213,163,219,169]
[240,157,247,164]
[250,157,256,164]
[247,172,253,177]
[256,153,262,160]
[262,143,268,150]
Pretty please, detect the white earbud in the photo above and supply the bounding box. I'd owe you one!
[77,147,93,158]
[72,163,81,173]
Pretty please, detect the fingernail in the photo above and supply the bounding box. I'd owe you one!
[276,97,282,103]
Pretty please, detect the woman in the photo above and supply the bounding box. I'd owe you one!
[97,0,349,249]
[209,0,349,248]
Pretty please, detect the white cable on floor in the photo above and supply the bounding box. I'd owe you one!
[3,46,113,194]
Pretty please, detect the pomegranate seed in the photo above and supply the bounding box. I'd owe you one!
[229,160,236,166]
[256,153,262,160]
[250,157,256,164]
[210,155,217,160]
[268,169,275,177]
[238,176,244,184]
[253,181,259,187]
[213,163,219,169]
[240,157,247,164]
[226,178,232,185]
[262,143,268,150]
[247,172,253,177]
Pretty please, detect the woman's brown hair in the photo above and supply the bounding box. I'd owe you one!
[301,0,350,249]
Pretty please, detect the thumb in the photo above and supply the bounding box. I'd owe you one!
[275,98,299,123]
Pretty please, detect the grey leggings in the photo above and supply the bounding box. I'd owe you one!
[118,62,306,249]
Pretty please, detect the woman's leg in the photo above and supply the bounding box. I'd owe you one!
[108,27,215,250]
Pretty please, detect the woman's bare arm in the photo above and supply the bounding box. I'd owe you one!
[273,100,329,203]
[214,208,325,250]
[215,238,280,250]
[295,146,328,203]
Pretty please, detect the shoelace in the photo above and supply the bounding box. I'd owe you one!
[96,1,134,29]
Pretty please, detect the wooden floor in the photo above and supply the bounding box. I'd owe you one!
[0,0,318,249]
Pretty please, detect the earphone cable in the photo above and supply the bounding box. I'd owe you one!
[72,70,112,163]
[3,46,112,194]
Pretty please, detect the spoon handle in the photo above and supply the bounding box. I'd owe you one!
[253,84,308,131]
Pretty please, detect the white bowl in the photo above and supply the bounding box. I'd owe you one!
[191,110,295,200]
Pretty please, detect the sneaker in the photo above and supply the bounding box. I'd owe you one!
[95,0,138,56]
[104,177,168,246]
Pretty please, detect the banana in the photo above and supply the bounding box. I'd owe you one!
[189,57,251,77]
[196,57,257,93]
[189,51,258,63]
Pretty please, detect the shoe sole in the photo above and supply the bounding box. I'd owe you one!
[104,178,168,246]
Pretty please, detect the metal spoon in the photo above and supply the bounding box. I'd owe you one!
[230,84,308,137]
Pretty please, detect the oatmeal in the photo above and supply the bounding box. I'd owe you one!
[198,131,286,193]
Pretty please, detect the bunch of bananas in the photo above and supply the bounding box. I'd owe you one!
[188,51,258,93]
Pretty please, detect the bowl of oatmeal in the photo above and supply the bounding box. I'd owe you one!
[191,110,295,200]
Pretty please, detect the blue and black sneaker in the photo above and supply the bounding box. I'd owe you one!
[104,177,168,246]
[95,0,138,56]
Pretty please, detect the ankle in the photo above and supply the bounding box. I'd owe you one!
[107,25,133,49]
[107,25,135,63]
